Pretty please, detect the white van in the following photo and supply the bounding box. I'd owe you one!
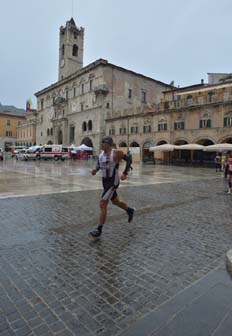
[19,146,42,161]
[38,145,69,161]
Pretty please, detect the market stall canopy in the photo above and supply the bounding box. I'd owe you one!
[149,144,177,152]
[75,144,93,151]
[176,144,205,150]
[203,143,232,152]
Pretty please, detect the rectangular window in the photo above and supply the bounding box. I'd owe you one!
[73,87,76,97]
[119,128,126,135]
[130,126,138,134]
[141,90,146,103]
[6,120,10,126]
[128,89,132,99]
[53,96,55,105]
[174,122,185,130]
[66,90,69,101]
[70,126,75,142]
[41,99,44,110]
[224,117,232,127]
[90,80,93,91]
[81,83,84,95]
[200,119,211,128]
[109,129,115,136]
[158,123,167,131]
[143,125,151,133]
[80,103,84,111]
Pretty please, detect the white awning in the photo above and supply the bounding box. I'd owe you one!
[176,144,205,150]
[203,143,232,152]
[149,144,177,152]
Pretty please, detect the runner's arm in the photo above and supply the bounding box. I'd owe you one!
[95,159,100,172]
[122,154,132,175]
[114,150,131,175]
[92,159,100,175]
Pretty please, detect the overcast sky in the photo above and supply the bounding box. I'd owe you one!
[0,0,231,109]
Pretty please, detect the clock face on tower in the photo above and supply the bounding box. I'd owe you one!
[61,59,65,68]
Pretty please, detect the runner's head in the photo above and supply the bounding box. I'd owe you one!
[101,136,113,152]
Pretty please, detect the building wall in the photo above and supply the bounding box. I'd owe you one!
[35,62,170,154]
[0,114,26,150]
[106,83,232,160]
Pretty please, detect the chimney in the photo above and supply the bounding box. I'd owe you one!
[201,79,204,84]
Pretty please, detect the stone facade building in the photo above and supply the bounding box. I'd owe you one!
[34,18,171,153]
[16,109,37,147]
[107,75,232,161]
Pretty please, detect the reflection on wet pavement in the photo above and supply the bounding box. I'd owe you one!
[0,159,219,198]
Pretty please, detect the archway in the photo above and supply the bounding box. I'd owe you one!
[142,141,154,160]
[220,137,232,144]
[47,140,53,145]
[130,141,140,147]
[174,139,189,161]
[58,130,63,145]
[195,138,214,162]
[81,137,93,148]
[129,142,140,162]
[156,140,167,146]
[119,142,127,147]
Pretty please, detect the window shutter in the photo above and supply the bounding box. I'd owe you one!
[207,119,211,128]
[164,123,167,131]
[224,118,227,127]
[199,120,202,128]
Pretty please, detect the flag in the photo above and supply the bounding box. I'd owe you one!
[26,98,32,112]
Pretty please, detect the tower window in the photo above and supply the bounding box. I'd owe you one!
[141,90,146,103]
[90,80,93,91]
[82,122,87,132]
[72,44,78,57]
[73,87,76,97]
[88,120,93,131]
[62,44,65,56]
[128,89,132,99]
[81,83,84,95]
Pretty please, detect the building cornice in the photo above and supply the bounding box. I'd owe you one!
[35,59,173,97]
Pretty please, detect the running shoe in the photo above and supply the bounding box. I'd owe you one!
[88,229,102,240]
[127,208,135,223]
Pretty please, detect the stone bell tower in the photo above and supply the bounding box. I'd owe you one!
[58,18,84,81]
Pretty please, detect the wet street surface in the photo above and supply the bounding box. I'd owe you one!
[0,160,232,335]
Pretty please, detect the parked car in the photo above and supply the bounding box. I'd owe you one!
[0,148,3,161]
[11,146,27,158]
[15,149,27,160]
[38,145,69,161]
[24,146,42,161]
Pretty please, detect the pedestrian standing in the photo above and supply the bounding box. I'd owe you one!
[215,153,221,172]
[226,152,232,194]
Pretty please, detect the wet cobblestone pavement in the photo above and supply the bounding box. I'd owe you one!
[0,162,232,335]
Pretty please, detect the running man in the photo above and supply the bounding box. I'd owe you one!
[89,136,135,239]
[226,151,232,194]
